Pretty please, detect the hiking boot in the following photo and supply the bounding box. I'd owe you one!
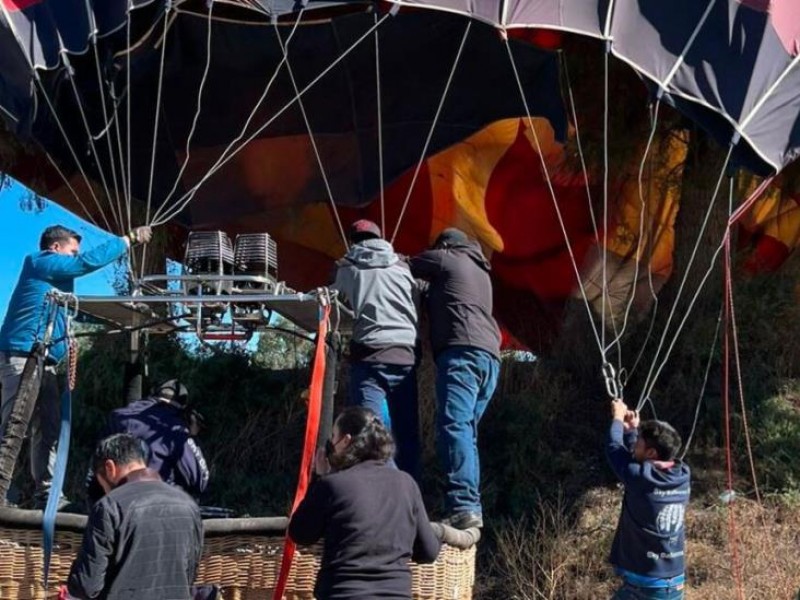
[442,511,483,530]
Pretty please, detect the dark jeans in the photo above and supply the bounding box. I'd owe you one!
[435,347,499,516]
[0,352,62,502]
[612,582,685,600]
[349,361,419,479]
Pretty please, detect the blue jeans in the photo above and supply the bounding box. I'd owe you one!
[435,347,499,515]
[612,582,685,600]
[349,361,419,479]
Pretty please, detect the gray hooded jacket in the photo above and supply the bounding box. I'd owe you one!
[332,239,419,363]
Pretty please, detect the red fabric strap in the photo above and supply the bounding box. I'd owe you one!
[272,304,331,600]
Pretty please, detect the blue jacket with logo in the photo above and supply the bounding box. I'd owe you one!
[606,420,691,582]
[104,397,210,499]
[0,236,127,362]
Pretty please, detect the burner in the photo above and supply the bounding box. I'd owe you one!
[234,233,278,286]
[183,231,235,296]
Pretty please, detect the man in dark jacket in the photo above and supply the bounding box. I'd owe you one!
[409,228,501,529]
[68,433,203,600]
[332,219,421,478]
[0,224,151,507]
[607,399,690,600]
[88,380,209,503]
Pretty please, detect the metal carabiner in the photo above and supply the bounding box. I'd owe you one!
[602,361,621,400]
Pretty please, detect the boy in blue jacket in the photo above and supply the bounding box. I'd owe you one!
[607,399,691,600]
[0,224,151,507]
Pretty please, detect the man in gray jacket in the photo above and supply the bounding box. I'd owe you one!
[332,220,420,478]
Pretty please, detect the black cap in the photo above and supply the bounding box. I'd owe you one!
[154,379,189,408]
[434,227,469,248]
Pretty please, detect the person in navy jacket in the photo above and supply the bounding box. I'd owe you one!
[607,399,691,600]
[87,380,210,504]
[0,224,151,507]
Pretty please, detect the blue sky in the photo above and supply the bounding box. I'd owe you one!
[0,178,117,319]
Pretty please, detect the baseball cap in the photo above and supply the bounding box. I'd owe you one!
[349,219,382,241]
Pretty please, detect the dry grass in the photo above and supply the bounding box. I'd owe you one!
[484,488,800,600]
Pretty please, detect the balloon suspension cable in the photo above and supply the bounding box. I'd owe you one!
[375,15,386,237]
[636,144,735,411]
[157,0,217,222]
[152,12,390,227]
[150,7,307,225]
[0,0,114,232]
[724,182,761,505]
[43,151,100,229]
[721,223,745,600]
[559,50,600,245]
[274,17,348,251]
[126,0,133,233]
[680,302,723,461]
[140,4,174,278]
[503,35,605,359]
[88,24,127,231]
[605,99,663,368]
[390,19,472,245]
[58,36,122,233]
[601,40,610,358]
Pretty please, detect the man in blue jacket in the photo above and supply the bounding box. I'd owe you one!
[0,224,151,507]
[607,399,691,599]
[332,219,421,478]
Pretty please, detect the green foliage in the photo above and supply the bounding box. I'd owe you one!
[65,332,310,515]
[750,387,800,493]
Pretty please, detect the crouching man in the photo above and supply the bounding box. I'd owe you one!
[607,399,690,600]
[68,433,203,600]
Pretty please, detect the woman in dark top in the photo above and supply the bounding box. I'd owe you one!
[288,407,441,600]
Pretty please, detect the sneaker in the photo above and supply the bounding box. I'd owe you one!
[442,511,483,530]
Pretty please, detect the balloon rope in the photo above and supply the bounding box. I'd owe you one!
[140,5,173,278]
[601,43,609,357]
[503,36,605,358]
[88,29,127,232]
[679,301,723,460]
[0,1,113,231]
[726,226,761,505]
[636,159,763,410]
[126,0,133,233]
[604,100,662,367]
[274,18,348,250]
[721,226,745,600]
[60,47,121,233]
[43,151,100,228]
[626,103,665,382]
[152,13,391,228]
[155,1,217,225]
[375,15,386,237]
[389,19,472,244]
[559,51,599,245]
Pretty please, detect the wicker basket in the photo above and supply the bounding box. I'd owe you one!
[0,520,475,600]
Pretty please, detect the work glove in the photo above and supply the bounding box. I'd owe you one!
[128,226,153,245]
